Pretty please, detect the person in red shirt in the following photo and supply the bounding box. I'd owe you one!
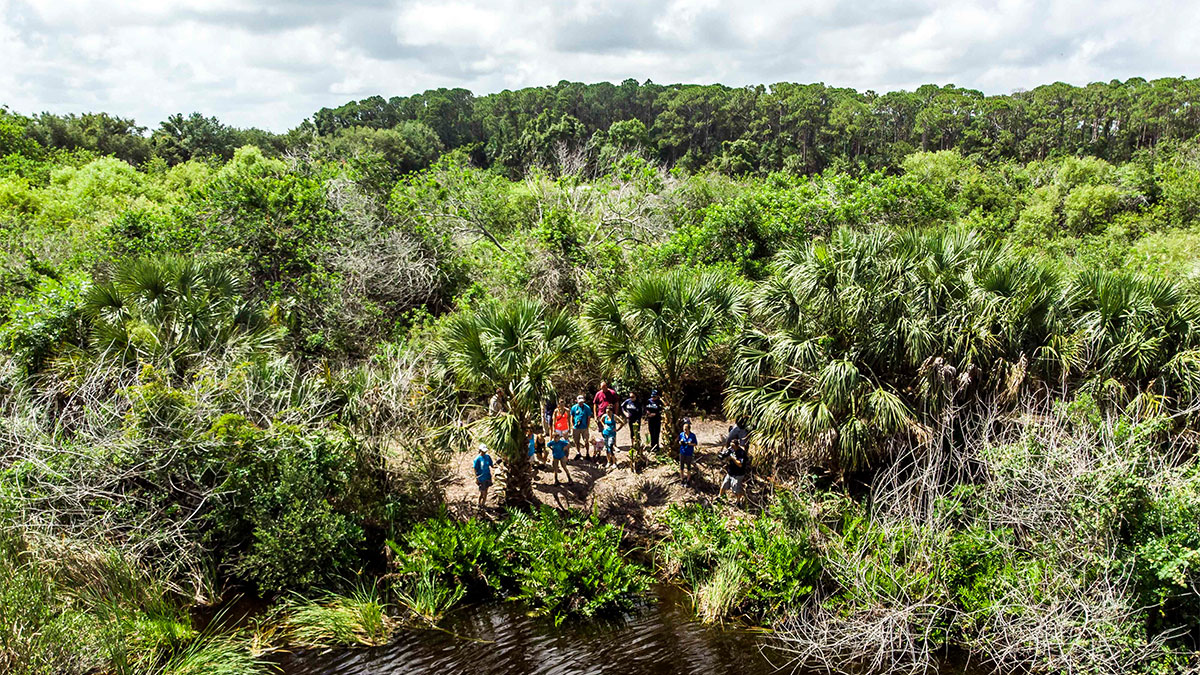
[593,381,620,434]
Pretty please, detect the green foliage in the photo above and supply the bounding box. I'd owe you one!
[657,494,821,623]
[0,272,89,374]
[585,267,744,435]
[209,417,367,593]
[85,256,281,371]
[390,509,647,625]
[436,298,579,504]
[275,584,394,648]
[506,508,645,624]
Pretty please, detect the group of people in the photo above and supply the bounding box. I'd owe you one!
[474,381,752,509]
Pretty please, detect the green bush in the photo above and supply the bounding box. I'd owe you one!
[0,272,89,375]
[390,509,647,624]
[209,417,367,593]
[657,495,821,623]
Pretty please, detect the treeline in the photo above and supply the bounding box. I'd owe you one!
[5,76,1200,178]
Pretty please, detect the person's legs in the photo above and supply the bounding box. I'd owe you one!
[478,480,489,508]
[648,420,661,454]
[719,474,730,499]
[572,428,585,457]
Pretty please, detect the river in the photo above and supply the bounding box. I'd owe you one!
[273,584,792,674]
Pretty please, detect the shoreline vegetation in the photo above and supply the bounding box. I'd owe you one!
[3,76,1200,674]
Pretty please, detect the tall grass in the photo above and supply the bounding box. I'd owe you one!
[274,583,395,648]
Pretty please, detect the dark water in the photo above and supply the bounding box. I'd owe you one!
[274,585,792,675]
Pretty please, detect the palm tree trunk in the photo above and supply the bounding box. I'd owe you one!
[503,414,535,506]
[665,379,684,457]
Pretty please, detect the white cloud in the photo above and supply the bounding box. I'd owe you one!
[0,0,1195,131]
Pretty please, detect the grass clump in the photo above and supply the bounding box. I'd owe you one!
[274,583,395,648]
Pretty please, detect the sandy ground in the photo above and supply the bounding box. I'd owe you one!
[444,415,758,537]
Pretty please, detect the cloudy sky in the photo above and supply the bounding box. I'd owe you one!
[0,0,1195,132]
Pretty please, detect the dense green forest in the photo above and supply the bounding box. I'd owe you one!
[2,77,1200,675]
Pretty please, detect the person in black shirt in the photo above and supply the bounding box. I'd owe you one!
[719,438,749,506]
[621,391,643,467]
[644,390,663,454]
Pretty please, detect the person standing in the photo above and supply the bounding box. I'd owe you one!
[678,418,698,483]
[644,390,664,454]
[593,381,619,434]
[489,388,507,416]
[722,418,750,451]
[621,391,643,465]
[543,398,557,435]
[570,394,593,459]
[600,405,623,469]
[553,400,571,436]
[548,431,572,484]
[719,438,749,506]
[473,444,494,509]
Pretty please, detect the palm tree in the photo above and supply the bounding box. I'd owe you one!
[437,298,578,505]
[85,256,280,372]
[584,269,745,443]
[727,228,1063,474]
[1059,269,1200,397]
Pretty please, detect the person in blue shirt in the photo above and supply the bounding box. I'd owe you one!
[600,404,624,469]
[547,430,572,484]
[569,394,593,459]
[678,418,698,483]
[473,444,495,509]
[527,430,545,465]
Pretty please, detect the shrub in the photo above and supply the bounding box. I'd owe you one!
[0,272,89,375]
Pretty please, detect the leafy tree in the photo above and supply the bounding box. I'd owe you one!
[25,112,151,165]
[584,269,745,438]
[151,113,239,164]
[436,299,578,505]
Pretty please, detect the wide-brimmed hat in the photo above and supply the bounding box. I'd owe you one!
[478,443,489,453]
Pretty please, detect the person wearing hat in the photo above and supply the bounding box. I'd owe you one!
[548,430,573,484]
[644,390,664,454]
[473,444,495,508]
[678,418,698,483]
[569,394,593,459]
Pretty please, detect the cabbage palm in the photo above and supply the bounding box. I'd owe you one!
[437,299,578,505]
[85,256,280,372]
[583,269,745,441]
[1060,269,1200,395]
[727,228,1060,473]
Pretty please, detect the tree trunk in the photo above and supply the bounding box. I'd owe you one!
[502,413,535,506]
[664,379,684,458]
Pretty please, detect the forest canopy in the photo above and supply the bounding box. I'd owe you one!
[4,76,1200,177]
